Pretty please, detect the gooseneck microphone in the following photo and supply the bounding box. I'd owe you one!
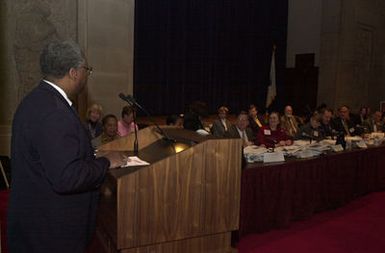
[119,93,139,155]
[118,93,176,144]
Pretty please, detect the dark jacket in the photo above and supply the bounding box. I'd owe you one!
[225,125,255,144]
[7,81,110,253]
[296,123,325,141]
[331,117,360,136]
[248,115,264,138]
[211,118,232,137]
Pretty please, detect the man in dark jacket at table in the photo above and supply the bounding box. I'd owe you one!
[7,40,125,253]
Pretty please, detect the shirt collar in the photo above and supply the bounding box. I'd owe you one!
[43,79,73,106]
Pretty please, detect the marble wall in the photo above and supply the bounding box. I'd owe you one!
[0,0,135,155]
[318,0,385,111]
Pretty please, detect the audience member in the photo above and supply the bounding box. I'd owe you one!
[211,106,231,137]
[296,113,324,141]
[332,105,360,136]
[84,103,103,139]
[248,104,264,138]
[118,105,138,136]
[183,101,208,131]
[363,111,384,133]
[358,106,371,125]
[92,114,120,148]
[225,111,255,147]
[319,108,335,138]
[280,105,300,138]
[258,112,292,148]
[166,114,184,128]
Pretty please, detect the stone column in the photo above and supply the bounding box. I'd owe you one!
[318,0,385,111]
[77,0,135,119]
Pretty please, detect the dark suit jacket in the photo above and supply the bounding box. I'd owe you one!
[8,81,110,253]
[331,117,359,136]
[225,125,255,143]
[295,123,325,141]
[248,115,264,138]
[211,118,231,137]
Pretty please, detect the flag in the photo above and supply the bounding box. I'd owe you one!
[265,46,277,109]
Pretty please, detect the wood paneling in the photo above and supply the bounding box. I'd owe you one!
[97,127,242,252]
[121,233,236,253]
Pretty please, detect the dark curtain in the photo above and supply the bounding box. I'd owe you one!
[134,0,288,115]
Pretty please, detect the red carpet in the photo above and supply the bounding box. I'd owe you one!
[3,191,385,253]
[0,190,9,253]
[238,191,385,253]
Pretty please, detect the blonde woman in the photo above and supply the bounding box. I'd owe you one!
[84,103,103,138]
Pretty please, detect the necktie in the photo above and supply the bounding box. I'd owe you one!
[342,119,351,136]
[241,130,247,146]
[289,117,297,135]
[255,118,262,128]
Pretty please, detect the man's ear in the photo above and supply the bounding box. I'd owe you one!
[68,67,78,80]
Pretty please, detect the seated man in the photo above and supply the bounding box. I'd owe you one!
[211,106,231,137]
[319,108,335,138]
[296,113,324,141]
[332,105,360,136]
[225,111,255,147]
[248,104,264,138]
[183,101,207,131]
[258,112,292,148]
[92,114,120,149]
[363,111,384,133]
[280,105,300,138]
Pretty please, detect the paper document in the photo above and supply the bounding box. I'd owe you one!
[122,156,150,167]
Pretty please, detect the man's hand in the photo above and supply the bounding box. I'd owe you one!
[102,151,127,169]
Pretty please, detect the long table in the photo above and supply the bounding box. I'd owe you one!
[239,145,385,237]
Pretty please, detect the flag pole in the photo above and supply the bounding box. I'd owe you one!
[265,44,277,116]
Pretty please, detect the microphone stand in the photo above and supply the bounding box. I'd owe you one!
[132,109,139,156]
[120,94,176,144]
[119,94,139,155]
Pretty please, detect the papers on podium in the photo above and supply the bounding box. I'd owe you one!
[121,156,150,167]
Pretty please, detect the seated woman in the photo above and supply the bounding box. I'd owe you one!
[84,103,103,139]
[296,113,324,141]
[257,112,292,148]
[118,105,138,137]
[92,114,120,149]
[211,106,231,137]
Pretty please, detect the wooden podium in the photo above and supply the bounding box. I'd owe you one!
[96,126,242,253]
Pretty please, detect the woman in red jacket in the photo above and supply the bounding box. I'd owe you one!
[257,112,293,148]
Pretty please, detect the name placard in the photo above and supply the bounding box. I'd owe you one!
[263,152,285,163]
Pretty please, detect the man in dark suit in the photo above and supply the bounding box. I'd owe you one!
[7,40,125,253]
[225,111,255,147]
[332,105,361,136]
[211,106,232,137]
[319,108,335,138]
[248,104,264,138]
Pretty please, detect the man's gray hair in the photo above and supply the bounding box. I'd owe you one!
[40,40,85,78]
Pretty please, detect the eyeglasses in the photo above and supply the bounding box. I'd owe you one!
[81,66,93,76]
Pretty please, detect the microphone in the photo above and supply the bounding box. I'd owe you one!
[119,93,133,106]
[301,132,314,143]
[118,93,176,144]
[118,93,138,155]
